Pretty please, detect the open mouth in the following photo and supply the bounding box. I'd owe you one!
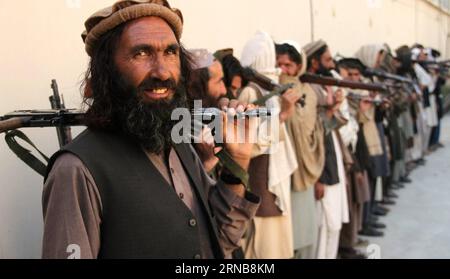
[149,87,169,94]
[143,87,172,99]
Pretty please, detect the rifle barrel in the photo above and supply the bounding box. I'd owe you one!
[364,68,413,84]
[299,73,387,92]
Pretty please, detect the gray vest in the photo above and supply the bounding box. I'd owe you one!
[45,129,224,259]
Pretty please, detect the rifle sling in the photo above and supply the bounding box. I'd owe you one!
[215,148,250,190]
[5,130,49,177]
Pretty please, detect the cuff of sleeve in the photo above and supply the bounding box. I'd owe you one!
[217,180,260,212]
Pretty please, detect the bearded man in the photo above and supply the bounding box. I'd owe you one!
[42,0,259,259]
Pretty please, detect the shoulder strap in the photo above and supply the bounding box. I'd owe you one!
[4,130,49,177]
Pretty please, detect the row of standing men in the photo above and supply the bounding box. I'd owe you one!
[188,32,446,259]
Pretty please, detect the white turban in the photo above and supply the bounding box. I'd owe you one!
[354,44,386,68]
[241,31,280,79]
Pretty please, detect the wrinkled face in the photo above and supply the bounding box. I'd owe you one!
[114,17,181,103]
[277,54,301,76]
[347,68,362,82]
[207,61,227,105]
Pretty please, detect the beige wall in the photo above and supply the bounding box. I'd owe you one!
[0,0,449,258]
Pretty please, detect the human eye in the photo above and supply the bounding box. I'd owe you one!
[135,49,149,58]
[165,45,179,56]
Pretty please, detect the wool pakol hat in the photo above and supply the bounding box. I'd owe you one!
[214,48,234,63]
[303,39,327,58]
[82,0,183,56]
[190,49,215,70]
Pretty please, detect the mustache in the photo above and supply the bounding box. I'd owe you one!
[138,77,177,92]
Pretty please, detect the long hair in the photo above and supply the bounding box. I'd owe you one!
[221,55,246,88]
[186,67,210,108]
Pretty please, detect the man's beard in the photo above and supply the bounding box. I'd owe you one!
[203,93,221,108]
[112,73,188,154]
[316,63,333,77]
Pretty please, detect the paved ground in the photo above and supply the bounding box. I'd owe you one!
[363,114,450,259]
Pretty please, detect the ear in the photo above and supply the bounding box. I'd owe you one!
[312,59,320,71]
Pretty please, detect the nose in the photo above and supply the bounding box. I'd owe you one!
[329,60,336,69]
[150,54,171,81]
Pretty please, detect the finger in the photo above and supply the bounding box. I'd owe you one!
[221,111,227,144]
[203,130,215,145]
[246,103,256,111]
[288,93,302,103]
[238,101,248,108]
[226,107,237,118]
[218,98,230,110]
[228,99,240,110]
[236,104,245,113]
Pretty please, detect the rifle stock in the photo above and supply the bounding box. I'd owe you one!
[0,117,31,134]
[242,67,279,91]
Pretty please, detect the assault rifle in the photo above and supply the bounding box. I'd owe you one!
[0,109,85,134]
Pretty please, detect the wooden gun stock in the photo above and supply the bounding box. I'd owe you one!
[242,67,279,91]
[0,117,30,134]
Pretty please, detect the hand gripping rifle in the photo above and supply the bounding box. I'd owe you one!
[242,67,306,107]
[345,92,384,106]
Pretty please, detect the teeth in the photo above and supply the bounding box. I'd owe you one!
[152,88,168,94]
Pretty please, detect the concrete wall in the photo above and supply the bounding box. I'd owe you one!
[1,0,449,258]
